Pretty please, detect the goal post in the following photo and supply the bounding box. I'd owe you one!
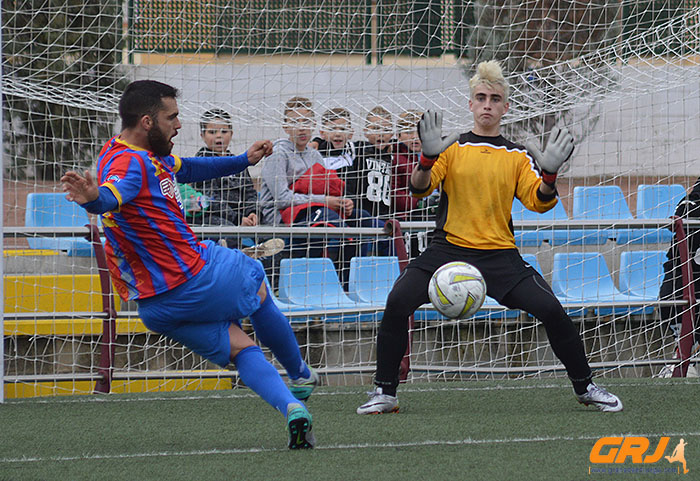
[3,1,700,398]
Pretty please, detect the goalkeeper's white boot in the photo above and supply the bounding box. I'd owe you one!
[289,367,320,402]
[576,383,623,412]
[356,387,399,415]
[286,403,315,449]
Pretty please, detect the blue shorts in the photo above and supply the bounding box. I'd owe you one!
[136,241,266,367]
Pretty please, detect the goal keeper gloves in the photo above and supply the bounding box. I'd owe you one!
[417,109,459,170]
[526,126,575,186]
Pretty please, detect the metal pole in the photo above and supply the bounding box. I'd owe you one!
[0,5,6,402]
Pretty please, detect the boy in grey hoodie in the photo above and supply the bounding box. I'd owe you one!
[258,97,359,278]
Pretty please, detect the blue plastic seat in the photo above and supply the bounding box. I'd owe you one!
[553,186,630,246]
[347,256,400,306]
[278,257,372,321]
[512,195,608,246]
[552,252,651,316]
[520,253,584,318]
[511,198,568,246]
[619,251,667,301]
[258,263,312,321]
[25,193,95,256]
[636,184,686,219]
[616,184,686,245]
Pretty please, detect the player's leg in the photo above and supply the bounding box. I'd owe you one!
[157,319,315,448]
[357,267,431,414]
[227,323,315,449]
[137,243,316,447]
[248,280,318,401]
[500,273,622,412]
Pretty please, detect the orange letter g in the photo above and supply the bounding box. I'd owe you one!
[590,437,624,463]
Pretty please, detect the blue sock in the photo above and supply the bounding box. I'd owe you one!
[249,294,310,380]
[233,345,299,415]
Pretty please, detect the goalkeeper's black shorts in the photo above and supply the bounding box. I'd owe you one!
[408,238,538,302]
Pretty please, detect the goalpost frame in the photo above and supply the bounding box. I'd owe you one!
[672,217,698,377]
[0,6,5,403]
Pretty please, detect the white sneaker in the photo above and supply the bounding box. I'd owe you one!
[241,238,285,259]
[356,387,399,415]
[576,383,623,412]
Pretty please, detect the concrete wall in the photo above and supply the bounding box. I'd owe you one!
[129,61,700,178]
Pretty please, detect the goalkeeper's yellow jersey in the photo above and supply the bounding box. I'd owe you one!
[413,131,558,250]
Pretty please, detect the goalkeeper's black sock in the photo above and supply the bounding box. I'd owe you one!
[571,377,593,396]
[375,381,397,397]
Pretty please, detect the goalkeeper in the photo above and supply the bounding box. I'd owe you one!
[60,80,317,449]
[357,60,622,415]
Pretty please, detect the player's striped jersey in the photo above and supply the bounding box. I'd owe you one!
[96,136,208,301]
[413,132,557,250]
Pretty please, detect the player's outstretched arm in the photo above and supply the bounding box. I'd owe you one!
[61,170,99,205]
[526,127,574,187]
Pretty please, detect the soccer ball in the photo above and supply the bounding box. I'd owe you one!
[428,261,487,319]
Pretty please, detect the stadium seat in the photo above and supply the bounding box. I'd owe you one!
[278,257,373,321]
[511,197,566,246]
[520,253,583,318]
[512,195,608,247]
[25,193,95,256]
[347,256,400,306]
[616,184,686,245]
[552,252,652,316]
[619,250,667,301]
[257,265,312,321]
[553,185,630,246]
[636,184,686,219]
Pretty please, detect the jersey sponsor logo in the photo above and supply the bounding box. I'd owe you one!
[160,178,178,199]
[106,174,121,182]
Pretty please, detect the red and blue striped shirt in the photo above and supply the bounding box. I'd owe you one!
[96,137,208,300]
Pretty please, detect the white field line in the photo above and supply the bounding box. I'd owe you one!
[5,379,698,405]
[2,432,700,464]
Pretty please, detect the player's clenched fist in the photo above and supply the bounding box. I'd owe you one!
[247,140,274,165]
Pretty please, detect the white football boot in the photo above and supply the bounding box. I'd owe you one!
[576,383,623,412]
[356,387,399,414]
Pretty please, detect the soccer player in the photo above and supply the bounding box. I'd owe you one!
[60,80,319,449]
[357,60,623,415]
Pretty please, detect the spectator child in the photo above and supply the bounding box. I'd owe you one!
[192,109,259,229]
[258,97,352,259]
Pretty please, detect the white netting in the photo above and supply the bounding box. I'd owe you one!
[3,1,700,397]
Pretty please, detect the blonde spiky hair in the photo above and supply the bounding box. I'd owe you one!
[469,60,510,100]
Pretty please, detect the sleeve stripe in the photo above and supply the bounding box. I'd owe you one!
[172,154,182,173]
[104,183,123,206]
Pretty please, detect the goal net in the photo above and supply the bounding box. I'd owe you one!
[2,0,700,398]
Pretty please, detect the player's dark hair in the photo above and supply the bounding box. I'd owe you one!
[119,80,179,129]
[200,108,232,132]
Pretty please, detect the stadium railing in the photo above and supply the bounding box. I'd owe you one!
[2,216,698,398]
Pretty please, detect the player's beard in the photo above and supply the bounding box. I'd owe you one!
[148,120,173,156]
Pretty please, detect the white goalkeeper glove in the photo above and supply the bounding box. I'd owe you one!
[417,109,459,170]
[526,126,575,185]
